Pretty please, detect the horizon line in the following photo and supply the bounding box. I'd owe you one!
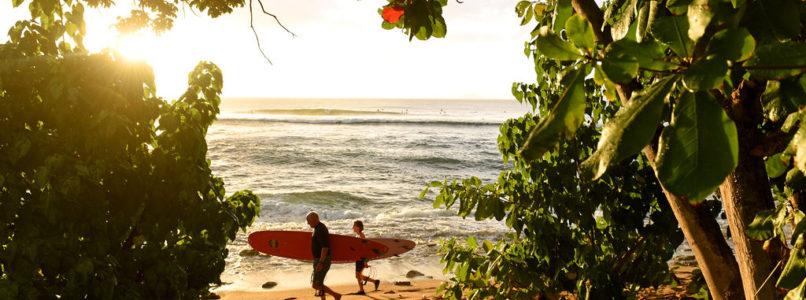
[221,97,517,102]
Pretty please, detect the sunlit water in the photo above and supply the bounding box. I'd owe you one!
[208,98,530,290]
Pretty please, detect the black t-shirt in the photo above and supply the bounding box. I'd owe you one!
[311,222,329,258]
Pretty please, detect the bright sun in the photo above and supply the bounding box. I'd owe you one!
[115,32,159,62]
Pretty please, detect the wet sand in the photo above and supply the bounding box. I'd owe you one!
[215,279,444,300]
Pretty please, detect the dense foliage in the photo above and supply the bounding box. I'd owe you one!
[422,78,684,298]
[383,0,806,298]
[0,0,260,298]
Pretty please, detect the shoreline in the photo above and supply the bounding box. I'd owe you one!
[218,256,446,291]
[215,279,444,300]
[212,264,698,299]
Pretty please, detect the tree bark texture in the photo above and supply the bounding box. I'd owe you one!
[643,144,745,300]
[718,80,778,299]
[569,0,745,298]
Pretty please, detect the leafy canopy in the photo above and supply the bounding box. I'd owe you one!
[1,0,260,298]
[387,0,806,298]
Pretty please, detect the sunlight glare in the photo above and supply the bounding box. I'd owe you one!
[115,32,159,62]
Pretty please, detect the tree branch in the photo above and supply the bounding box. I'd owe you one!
[255,0,297,37]
[248,0,297,65]
[571,0,611,44]
[249,0,273,65]
[571,0,633,100]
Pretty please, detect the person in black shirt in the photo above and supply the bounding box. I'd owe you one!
[306,212,341,300]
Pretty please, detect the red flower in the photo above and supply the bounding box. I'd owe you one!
[382,5,405,23]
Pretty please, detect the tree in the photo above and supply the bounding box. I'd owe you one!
[381,0,806,299]
[421,80,686,298]
[0,0,261,298]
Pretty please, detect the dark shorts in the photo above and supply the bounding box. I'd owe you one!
[312,256,331,286]
[355,259,366,272]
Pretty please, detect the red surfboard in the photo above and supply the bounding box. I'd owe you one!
[368,238,415,260]
[248,230,389,263]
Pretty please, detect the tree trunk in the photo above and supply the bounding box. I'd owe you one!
[719,80,778,299]
[569,1,745,298]
[643,145,745,300]
[719,156,777,300]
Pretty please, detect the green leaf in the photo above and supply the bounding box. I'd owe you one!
[635,0,658,43]
[521,4,534,26]
[667,0,691,15]
[784,279,806,300]
[744,42,806,80]
[601,50,639,84]
[655,91,738,203]
[706,28,755,62]
[611,0,638,41]
[381,21,396,30]
[765,153,789,178]
[634,1,649,42]
[787,168,806,190]
[686,0,715,42]
[651,15,692,58]
[581,76,677,180]
[744,0,800,44]
[792,211,806,245]
[731,0,745,8]
[419,186,429,199]
[682,58,727,91]
[778,248,806,290]
[593,64,606,85]
[552,0,573,31]
[793,113,806,173]
[534,3,548,17]
[515,0,531,16]
[434,193,444,208]
[607,39,677,71]
[432,18,447,38]
[595,64,621,101]
[519,68,587,161]
[565,14,595,52]
[535,27,582,61]
[483,240,493,252]
[762,79,806,122]
[466,236,477,248]
[746,209,775,240]
[783,112,800,133]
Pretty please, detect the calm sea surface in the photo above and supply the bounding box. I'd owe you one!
[209,98,531,290]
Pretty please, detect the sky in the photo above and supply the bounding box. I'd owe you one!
[0,0,536,100]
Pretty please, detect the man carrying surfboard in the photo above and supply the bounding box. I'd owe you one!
[307,212,341,300]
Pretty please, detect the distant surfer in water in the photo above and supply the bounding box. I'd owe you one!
[352,220,380,294]
[307,212,341,300]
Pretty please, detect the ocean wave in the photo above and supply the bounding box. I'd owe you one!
[374,206,455,221]
[267,190,374,205]
[216,114,503,126]
[238,108,404,116]
[400,156,464,166]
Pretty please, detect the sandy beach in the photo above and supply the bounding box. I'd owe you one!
[212,264,698,300]
[215,279,444,300]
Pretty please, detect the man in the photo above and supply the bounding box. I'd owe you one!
[307,212,341,300]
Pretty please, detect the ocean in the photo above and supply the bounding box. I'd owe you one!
[209,98,532,290]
